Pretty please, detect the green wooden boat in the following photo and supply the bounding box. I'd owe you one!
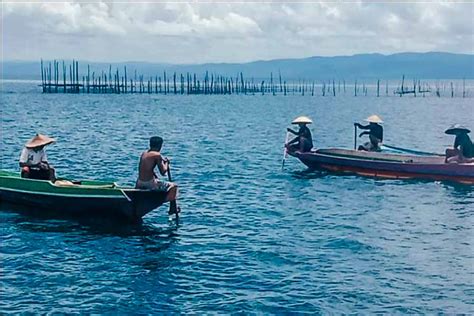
[0,170,167,221]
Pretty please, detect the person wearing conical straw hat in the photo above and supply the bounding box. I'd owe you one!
[354,115,384,152]
[19,134,56,181]
[286,116,314,153]
[444,124,473,163]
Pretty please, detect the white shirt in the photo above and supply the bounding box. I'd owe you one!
[19,148,48,166]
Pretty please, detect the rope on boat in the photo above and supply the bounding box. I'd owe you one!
[120,189,132,202]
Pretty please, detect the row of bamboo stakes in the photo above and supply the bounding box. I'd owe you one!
[40,60,469,97]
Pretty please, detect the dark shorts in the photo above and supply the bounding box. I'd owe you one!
[135,179,173,192]
[289,138,313,153]
[22,168,51,180]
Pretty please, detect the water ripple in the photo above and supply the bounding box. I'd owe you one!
[0,82,473,313]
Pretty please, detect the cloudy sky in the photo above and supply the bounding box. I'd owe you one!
[2,1,473,64]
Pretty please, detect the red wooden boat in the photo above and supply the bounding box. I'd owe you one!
[289,148,474,184]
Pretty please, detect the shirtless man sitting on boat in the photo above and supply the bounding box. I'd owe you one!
[355,115,384,152]
[136,136,180,215]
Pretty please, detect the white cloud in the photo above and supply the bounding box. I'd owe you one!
[2,1,473,63]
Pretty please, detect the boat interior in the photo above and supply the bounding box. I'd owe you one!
[1,170,118,189]
[315,148,447,164]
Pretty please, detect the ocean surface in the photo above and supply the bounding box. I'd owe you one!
[1,81,473,313]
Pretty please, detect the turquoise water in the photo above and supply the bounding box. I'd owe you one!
[1,81,473,313]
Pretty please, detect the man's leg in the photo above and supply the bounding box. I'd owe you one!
[166,184,179,215]
[287,143,299,153]
[445,149,459,163]
[358,142,370,151]
[446,155,460,163]
[48,167,56,181]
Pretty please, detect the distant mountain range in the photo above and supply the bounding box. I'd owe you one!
[2,52,473,80]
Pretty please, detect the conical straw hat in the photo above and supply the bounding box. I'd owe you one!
[25,134,55,148]
[365,115,383,124]
[292,116,313,124]
[445,124,470,135]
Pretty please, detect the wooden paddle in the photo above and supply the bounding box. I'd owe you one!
[166,159,173,181]
[165,158,179,222]
[282,132,291,170]
[353,124,357,150]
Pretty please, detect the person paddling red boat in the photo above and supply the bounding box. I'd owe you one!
[445,124,474,164]
[354,115,384,152]
[285,116,314,153]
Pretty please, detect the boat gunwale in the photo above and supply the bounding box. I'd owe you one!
[0,186,128,199]
[296,152,473,170]
[0,171,145,197]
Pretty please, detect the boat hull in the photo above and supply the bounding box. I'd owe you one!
[0,171,167,221]
[290,149,474,184]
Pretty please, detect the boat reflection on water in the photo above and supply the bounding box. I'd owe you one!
[1,201,179,239]
[290,168,327,180]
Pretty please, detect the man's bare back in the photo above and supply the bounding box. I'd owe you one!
[136,136,179,216]
[138,150,164,181]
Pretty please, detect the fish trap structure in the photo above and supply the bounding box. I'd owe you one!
[40,60,470,98]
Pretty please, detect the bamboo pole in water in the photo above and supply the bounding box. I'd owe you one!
[69,64,73,93]
[279,70,283,93]
[55,60,59,93]
[48,62,52,93]
[463,78,466,98]
[40,59,44,92]
[75,61,79,93]
[173,72,177,94]
[63,61,66,93]
[124,67,127,93]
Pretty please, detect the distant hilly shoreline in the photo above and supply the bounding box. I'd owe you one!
[2,52,473,80]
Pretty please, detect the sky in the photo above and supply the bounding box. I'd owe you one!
[2,1,474,64]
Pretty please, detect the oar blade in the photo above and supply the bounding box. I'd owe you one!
[282,132,291,170]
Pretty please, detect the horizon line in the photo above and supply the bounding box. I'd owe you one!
[3,51,473,66]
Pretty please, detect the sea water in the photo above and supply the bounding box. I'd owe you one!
[1,81,473,313]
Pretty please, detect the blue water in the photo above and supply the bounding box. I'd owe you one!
[1,81,473,313]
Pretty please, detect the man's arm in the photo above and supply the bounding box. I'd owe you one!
[286,128,298,135]
[41,151,49,164]
[359,131,370,137]
[355,123,370,130]
[156,153,169,176]
[287,137,299,145]
[19,148,27,167]
[19,148,36,167]
[454,136,460,149]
